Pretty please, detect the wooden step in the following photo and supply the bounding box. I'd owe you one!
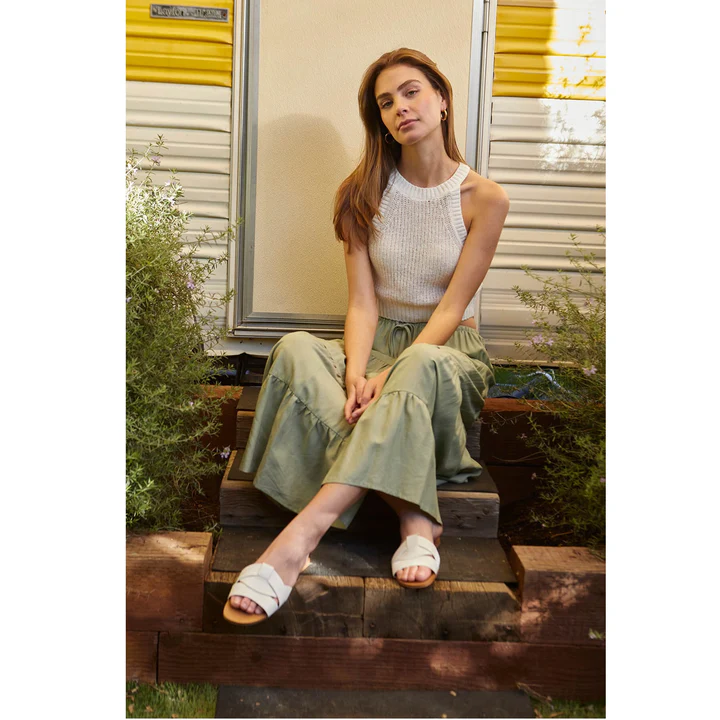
[220,451,500,538]
[157,633,606,701]
[214,685,535,718]
[213,528,516,583]
[204,527,519,642]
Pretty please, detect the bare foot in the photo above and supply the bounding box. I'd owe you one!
[395,512,443,584]
[229,526,315,616]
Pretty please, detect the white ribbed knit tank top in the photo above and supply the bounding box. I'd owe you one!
[369,162,476,322]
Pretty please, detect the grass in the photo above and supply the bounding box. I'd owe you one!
[531,697,606,718]
[126,682,217,718]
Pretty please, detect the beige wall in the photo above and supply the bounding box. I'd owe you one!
[253,0,475,315]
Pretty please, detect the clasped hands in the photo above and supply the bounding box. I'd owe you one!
[344,368,391,425]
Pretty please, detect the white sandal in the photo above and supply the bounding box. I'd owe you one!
[391,535,441,589]
[223,562,294,625]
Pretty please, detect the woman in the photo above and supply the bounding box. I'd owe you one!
[224,48,509,625]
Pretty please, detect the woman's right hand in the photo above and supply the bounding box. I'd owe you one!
[344,374,367,424]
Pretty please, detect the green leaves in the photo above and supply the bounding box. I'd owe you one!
[514,232,606,547]
[126,140,237,532]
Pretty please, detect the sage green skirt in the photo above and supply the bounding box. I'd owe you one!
[238,316,496,529]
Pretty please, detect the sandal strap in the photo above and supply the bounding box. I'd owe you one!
[391,535,440,576]
[227,562,292,618]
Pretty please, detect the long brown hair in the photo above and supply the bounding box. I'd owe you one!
[333,48,466,253]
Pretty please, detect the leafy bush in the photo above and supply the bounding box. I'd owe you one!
[126,140,236,532]
[512,232,605,548]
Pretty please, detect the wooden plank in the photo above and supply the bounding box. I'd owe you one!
[220,474,499,538]
[212,527,517,583]
[203,572,364,638]
[126,631,158,684]
[508,546,606,611]
[126,531,213,632]
[364,578,519,642]
[236,410,255,450]
[519,608,606,647]
[237,385,260,410]
[435,491,499,537]
[222,449,499,537]
[158,633,606,701]
[508,546,605,647]
[215,686,534,718]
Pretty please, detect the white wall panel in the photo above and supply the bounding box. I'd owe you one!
[127,127,231,174]
[490,97,605,143]
[481,267,595,361]
[251,0,475,317]
[480,93,604,361]
[493,227,604,269]
[126,80,233,327]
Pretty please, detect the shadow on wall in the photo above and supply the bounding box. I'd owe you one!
[253,115,353,317]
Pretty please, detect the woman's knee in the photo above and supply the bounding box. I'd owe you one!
[396,343,443,368]
[269,331,319,368]
[385,344,444,388]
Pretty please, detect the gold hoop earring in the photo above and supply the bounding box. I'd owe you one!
[441,109,448,121]
[384,132,394,144]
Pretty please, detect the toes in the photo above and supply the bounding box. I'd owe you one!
[232,596,258,615]
[396,566,433,583]
[415,566,431,582]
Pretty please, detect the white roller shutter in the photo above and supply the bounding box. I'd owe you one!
[126,81,233,330]
[480,1,606,363]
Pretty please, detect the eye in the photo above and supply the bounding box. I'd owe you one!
[380,89,418,110]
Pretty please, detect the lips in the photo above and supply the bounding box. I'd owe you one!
[398,119,417,130]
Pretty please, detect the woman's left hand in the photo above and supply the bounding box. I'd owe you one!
[349,367,391,424]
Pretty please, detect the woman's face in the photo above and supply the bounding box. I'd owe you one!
[374,64,446,145]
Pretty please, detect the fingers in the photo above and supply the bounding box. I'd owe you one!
[351,388,378,423]
[346,377,377,424]
[344,386,356,423]
[358,380,377,407]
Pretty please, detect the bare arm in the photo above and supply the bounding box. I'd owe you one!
[410,180,509,347]
[342,238,379,381]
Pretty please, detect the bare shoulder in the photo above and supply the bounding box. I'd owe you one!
[464,169,509,204]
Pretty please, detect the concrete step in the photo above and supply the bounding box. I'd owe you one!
[214,686,534,718]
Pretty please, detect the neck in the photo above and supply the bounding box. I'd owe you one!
[397,146,459,188]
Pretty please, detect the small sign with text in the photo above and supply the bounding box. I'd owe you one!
[150,4,229,23]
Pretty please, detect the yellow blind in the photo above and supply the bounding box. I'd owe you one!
[126,0,234,87]
[494,1,605,100]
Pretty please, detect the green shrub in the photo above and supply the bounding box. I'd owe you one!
[512,231,606,548]
[126,140,236,532]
